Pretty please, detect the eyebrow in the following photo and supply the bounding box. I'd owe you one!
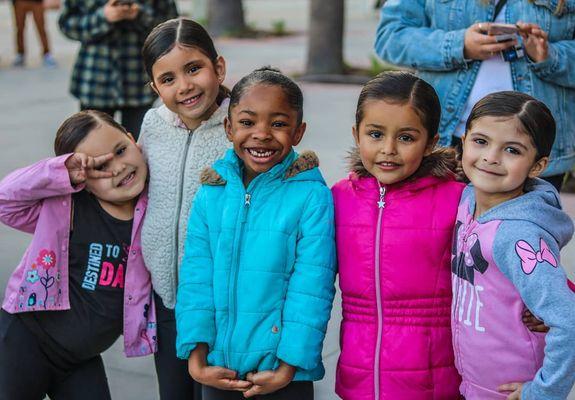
[237,110,291,118]
[365,123,422,133]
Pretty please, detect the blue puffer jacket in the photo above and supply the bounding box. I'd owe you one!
[175,149,337,381]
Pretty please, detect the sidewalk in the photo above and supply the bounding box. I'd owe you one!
[0,1,574,399]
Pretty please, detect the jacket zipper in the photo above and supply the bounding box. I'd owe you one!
[374,183,386,400]
[173,132,193,291]
[224,190,252,368]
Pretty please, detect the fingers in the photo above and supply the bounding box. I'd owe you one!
[497,382,522,392]
[243,385,262,398]
[225,379,252,391]
[86,169,114,179]
[92,153,114,168]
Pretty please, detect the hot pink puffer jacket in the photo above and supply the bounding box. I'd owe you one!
[333,150,464,400]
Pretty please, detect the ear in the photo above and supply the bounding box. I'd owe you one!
[224,116,234,143]
[291,122,307,147]
[127,132,136,143]
[352,125,359,146]
[214,56,226,84]
[149,81,159,96]
[424,134,439,156]
[528,156,549,178]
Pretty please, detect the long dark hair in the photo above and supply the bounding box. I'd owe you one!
[142,18,230,105]
[356,71,440,141]
[466,91,555,159]
[228,66,304,124]
[54,111,128,156]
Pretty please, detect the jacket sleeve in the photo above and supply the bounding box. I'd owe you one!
[0,155,81,234]
[134,0,179,33]
[493,221,575,400]
[529,38,575,89]
[276,184,337,371]
[175,187,216,359]
[374,0,467,71]
[58,0,113,43]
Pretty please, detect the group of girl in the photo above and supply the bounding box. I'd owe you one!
[1,16,574,400]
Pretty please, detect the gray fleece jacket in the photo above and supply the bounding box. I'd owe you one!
[139,101,231,308]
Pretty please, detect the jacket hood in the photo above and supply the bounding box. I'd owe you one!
[347,145,460,181]
[201,149,323,186]
[156,98,229,130]
[475,178,574,248]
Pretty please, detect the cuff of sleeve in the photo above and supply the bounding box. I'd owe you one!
[520,380,533,400]
[443,29,467,69]
[92,7,112,34]
[175,310,216,359]
[528,44,559,79]
[54,154,85,192]
[176,342,198,360]
[276,323,322,371]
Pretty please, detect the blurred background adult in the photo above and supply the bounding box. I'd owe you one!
[58,0,178,139]
[375,0,575,191]
[12,0,57,67]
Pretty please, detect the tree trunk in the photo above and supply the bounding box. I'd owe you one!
[207,0,246,37]
[306,0,345,75]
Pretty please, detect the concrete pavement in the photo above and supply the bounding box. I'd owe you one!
[1,1,574,399]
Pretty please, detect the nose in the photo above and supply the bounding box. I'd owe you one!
[177,75,193,95]
[110,161,126,177]
[482,147,500,164]
[251,123,272,141]
[379,137,397,155]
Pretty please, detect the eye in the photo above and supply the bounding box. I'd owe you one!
[398,134,414,142]
[159,76,174,85]
[187,65,200,74]
[271,121,288,128]
[472,138,487,145]
[116,146,127,156]
[95,163,107,171]
[239,119,253,127]
[368,130,382,139]
[505,146,521,155]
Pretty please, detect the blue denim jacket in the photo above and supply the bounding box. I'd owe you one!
[375,0,575,176]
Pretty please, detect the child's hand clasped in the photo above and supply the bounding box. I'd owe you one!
[103,0,139,23]
[522,308,549,333]
[243,362,295,398]
[65,152,115,185]
[498,382,524,399]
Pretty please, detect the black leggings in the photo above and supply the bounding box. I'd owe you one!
[79,104,152,141]
[153,292,202,400]
[203,381,314,400]
[0,309,111,400]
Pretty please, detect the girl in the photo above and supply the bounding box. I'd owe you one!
[333,71,464,399]
[58,0,178,137]
[0,110,155,399]
[139,17,231,399]
[176,67,337,399]
[452,91,575,399]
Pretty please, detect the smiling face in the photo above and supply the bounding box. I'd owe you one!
[75,123,147,214]
[151,44,225,130]
[225,84,306,186]
[353,100,435,185]
[462,115,548,209]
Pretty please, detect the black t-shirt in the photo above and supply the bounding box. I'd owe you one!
[19,190,133,365]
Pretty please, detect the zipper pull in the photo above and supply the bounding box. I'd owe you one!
[244,193,251,207]
[377,186,386,209]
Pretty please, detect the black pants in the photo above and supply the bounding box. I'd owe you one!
[79,104,151,141]
[0,309,111,400]
[203,381,313,400]
[154,292,202,400]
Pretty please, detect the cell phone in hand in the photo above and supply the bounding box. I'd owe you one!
[114,0,135,6]
[486,23,523,62]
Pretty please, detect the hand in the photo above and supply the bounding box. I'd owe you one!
[65,152,114,185]
[103,0,139,23]
[187,344,252,392]
[517,22,549,63]
[498,382,524,400]
[522,309,549,333]
[464,22,518,60]
[243,362,295,398]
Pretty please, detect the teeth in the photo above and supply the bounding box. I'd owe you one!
[248,149,274,158]
[182,94,200,104]
[120,172,134,186]
[379,162,397,166]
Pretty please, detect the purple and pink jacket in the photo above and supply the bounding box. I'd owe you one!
[452,181,575,399]
[333,149,464,400]
[0,155,157,357]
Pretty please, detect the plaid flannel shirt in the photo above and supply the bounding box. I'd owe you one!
[59,0,178,108]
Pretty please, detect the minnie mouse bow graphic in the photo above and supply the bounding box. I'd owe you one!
[451,220,489,284]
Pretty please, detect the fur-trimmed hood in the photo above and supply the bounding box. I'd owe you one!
[347,145,461,181]
[200,150,321,186]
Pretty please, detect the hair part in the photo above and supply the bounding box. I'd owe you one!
[465,91,555,159]
[355,71,441,141]
[228,66,304,125]
[142,17,230,104]
[54,110,128,156]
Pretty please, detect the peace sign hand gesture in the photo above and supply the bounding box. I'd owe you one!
[65,153,115,186]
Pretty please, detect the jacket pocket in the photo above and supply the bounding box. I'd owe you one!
[530,0,575,40]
